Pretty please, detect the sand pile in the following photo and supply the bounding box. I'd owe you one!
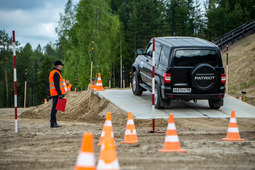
[20,90,127,125]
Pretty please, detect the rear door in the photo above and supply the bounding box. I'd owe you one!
[170,48,223,93]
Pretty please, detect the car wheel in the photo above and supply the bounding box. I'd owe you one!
[208,99,221,109]
[155,84,164,109]
[132,71,143,96]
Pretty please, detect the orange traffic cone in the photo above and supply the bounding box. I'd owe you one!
[44,99,47,104]
[95,73,105,91]
[98,112,116,146]
[159,114,187,153]
[97,128,120,170]
[74,133,96,170]
[63,79,68,92]
[222,111,245,141]
[120,112,138,144]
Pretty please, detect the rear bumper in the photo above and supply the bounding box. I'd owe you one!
[161,85,225,100]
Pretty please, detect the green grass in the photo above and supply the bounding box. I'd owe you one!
[243,42,251,46]
[240,82,247,88]
[246,78,255,88]
[239,78,255,88]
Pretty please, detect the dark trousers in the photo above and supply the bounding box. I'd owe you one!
[50,96,58,123]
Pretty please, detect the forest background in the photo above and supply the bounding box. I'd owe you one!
[1,0,254,107]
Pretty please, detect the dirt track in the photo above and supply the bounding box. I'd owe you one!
[1,91,255,170]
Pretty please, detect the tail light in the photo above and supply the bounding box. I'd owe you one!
[163,73,171,83]
[221,73,226,83]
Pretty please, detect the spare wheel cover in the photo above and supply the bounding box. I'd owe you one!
[191,63,217,91]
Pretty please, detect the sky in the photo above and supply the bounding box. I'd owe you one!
[0,0,205,50]
[0,0,79,49]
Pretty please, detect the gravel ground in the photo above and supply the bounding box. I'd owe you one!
[0,108,255,170]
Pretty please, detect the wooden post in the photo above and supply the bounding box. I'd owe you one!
[90,37,94,84]
[122,65,125,88]
[109,67,111,88]
[75,60,77,91]
[24,68,27,108]
[3,42,9,107]
[90,62,93,83]
[120,36,122,88]
[96,65,99,80]
[226,44,229,94]
[130,72,132,88]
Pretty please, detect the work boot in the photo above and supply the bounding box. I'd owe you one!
[50,121,62,128]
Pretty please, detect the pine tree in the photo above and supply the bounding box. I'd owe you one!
[193,0,204,36]
[0,30,18,107]
[38,56,52,103]
[17,43,33,107]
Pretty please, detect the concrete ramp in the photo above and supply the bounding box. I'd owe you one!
[96,89,255,119]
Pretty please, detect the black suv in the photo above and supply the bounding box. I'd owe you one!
[131,37,225,109]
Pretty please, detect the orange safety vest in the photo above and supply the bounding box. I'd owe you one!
[67,84,72,91]
[89,83,96,89]
[49,70,65,96]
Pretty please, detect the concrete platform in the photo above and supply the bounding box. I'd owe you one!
[96,89,255,119]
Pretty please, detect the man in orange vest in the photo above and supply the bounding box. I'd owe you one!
[49,60,65,128]
[66,80,72,91]
[88,78,96,90]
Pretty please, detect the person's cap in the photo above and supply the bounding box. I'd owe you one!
[92,78,95,81]
[54,60,64,66]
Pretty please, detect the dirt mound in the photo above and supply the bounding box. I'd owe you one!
[20,91,127,125]
[221,33,255,106]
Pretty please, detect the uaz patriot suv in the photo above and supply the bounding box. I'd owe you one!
[132,37,226,109]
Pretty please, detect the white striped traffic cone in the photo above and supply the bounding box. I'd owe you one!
[74,133,96,170]
[97,112,116,147]
[63,79,68,92]
[120,112,138,144]
[222,110,245,141]
[95,73,105,91]
[97,127,120,170]
[159,114,187,153]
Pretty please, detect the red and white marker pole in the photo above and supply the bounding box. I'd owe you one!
[152,38,155,132]
[13,30,18,133]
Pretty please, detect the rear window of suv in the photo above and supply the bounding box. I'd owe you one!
[174,49,220,67]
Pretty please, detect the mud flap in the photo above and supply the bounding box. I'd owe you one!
[213,98,224,107]
[162,99,171,107]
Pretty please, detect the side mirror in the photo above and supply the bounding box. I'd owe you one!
[136,49,144,56]
[147,51,152,57]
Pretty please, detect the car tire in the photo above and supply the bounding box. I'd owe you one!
[208,99,221,109]
[155,84,164,109]
[132,71,143,96]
